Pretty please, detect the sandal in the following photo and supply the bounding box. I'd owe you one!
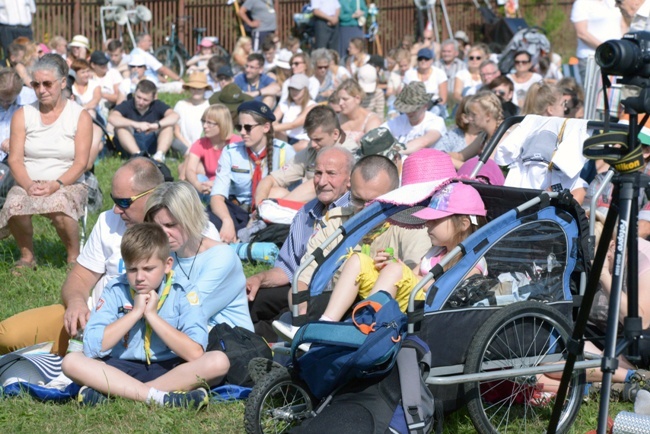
[12,259,37,276]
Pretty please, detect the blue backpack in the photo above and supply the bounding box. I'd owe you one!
[291,290,408,399]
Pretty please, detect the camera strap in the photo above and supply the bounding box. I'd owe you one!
[583,131,645,174]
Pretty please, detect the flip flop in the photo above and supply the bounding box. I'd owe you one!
[12,259,37,276]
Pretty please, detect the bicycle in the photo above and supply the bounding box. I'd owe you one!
[154,15,230,78]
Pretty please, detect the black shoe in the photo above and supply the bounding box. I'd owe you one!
[77,386,108,406]
[163,388,209,409]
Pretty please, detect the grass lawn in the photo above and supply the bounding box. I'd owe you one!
[0,102,635,432]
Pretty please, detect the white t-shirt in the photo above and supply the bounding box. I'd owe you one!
[72,81,100,106]
[507,72,543,106]
[403,67,448,100]
[454,69,483,98]
[130,48,163,85]
[570,0,622,59]
[280,76,320,104]
[173,99,210,146]
[382,111,446,147]
[278,100,316,141]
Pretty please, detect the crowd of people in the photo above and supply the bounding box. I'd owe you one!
[1,0,650,414]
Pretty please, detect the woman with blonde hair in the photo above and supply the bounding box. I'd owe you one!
[185,104,242,201]
[520,82,565,117]
[279,52,320,102]
[345,37,370,77]
[232,36,253,73]
[453,45,487,103]
[336,79,381,144]
[273,74,317,150]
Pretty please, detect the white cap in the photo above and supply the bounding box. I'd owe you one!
[358,64,377,93]
[288,73,309,90]
[275,49,292,70]
[128,54,146,67]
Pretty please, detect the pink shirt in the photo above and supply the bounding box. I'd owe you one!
[189,135,242,180]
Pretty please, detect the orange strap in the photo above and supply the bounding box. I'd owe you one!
[352,300,383,334]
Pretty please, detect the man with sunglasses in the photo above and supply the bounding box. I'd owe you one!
[233,52,280,108]
[0,158,162,355]
[109,79,179,163]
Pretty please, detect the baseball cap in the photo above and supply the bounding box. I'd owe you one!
[217,65,234,78]
[358,64,377,93]
[128,54,146,67]
[412,183,486,221]
[288,73,309,90]
[90,50,109,66]
[417,48,434,60]
[199,38,214,48]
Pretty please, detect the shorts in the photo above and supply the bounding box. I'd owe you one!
[102,356,185,383]
[352,252,423,312]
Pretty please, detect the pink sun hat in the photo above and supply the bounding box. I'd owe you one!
[457,157,505,186]
[401,148,457,186]
[412,182,486,221]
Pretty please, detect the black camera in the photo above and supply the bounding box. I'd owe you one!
[596,31,650,83]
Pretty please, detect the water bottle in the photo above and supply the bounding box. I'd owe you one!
[66,330,84,353]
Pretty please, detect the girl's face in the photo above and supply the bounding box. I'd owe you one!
[289,87,305,102]
[244,40,252,52]
[547,95,565,117]
[202,116,221,140]
[424,216,457,249]
[200,46,212,55]
[338,89,360,115]
[238,113,268,148]
[467,103,491,131]
[348,43,360,56]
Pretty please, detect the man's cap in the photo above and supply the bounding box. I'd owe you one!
[394,82,432,113]
[417,48,434,60]
[357,127,405,158]
[128,54,146,67]
[217,65,234,78]
[69,35,90,50]
[275,49,293,70]
[90,50,109,66]
[208,83,253,112]
[288,73,309,90]
[358,64,377,93]
[368,54,385,69]
[454,30,470,44]
[183,71,212,90]
[238,100,276,122]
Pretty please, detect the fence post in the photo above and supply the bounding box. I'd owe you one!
[177,0,186,46]
[73,0,81,35]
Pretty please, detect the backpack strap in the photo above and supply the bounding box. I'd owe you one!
[397,347,428,434]
[292,321,366,357]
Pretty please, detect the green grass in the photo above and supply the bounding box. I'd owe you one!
[0,148,635,432]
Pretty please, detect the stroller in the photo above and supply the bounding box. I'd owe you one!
[244,117,611,434]
[497,26,551,75]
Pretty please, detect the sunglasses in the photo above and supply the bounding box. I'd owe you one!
[316,65,329,70]
[201,118,218,127]
[291,61,304,66]
[514,60,530,65]
[468,56,482,61]
[31,80,58,89]
[494,90,506,97]
[111,188,155,209]
[235,123,262,133]
[417,57,431,62]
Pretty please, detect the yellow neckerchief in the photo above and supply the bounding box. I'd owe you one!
[130,270,174,365]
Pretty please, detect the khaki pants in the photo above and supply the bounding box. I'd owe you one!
[0,304,69,356]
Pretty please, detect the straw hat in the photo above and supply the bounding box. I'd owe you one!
[183,72,212,90]
[69,35,90,50]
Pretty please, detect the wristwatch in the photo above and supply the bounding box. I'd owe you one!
[56,179,64,188]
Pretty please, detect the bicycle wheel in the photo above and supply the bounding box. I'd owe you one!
[153,45,185,78]
[244,368,315,434]
[212,44,231,61]
[463,301,584,434]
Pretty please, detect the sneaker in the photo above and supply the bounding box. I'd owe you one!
[163,388,209,409]
[528,390,556,407]
[77,385,108,406]
[152,151,166,163]
[248,357,287,384]
[589,381,627,402]
[272,320,300,343]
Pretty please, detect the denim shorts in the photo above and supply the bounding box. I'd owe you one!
[102,356,185,383]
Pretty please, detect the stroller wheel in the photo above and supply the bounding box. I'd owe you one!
[463,301,584,434]
[244,367,316,434]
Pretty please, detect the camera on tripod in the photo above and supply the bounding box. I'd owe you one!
[596,31,650,87]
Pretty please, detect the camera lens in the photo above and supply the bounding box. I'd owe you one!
[596,39,641,76]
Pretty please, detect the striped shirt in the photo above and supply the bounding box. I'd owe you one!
[275,191,350,281]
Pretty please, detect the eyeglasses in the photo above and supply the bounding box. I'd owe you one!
[30,80,58,89]
[514,60,530,65]
[111,188,155,209]
[468,56,482,61]
[235,123,262,133]
[291,61,304,66]
[417,57,431,62]
[481,70,499,77]
[201,118,218,127]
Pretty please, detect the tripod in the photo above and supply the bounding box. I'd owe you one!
[548,90,650,434]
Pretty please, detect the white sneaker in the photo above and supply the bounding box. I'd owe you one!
[272,320,299,343]
[152,151,165,163]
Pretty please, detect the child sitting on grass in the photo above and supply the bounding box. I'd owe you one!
[62,223,229,408]
[274,182,488,340]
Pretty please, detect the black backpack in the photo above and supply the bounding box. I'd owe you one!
[290,335,440,434]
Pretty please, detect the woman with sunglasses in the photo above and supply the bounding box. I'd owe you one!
[506,50,542,107]
[279,53,320,104]
[452,45,487,104]
[209,100,295,243]
[0,54,91,271]
[185,104,242,202]
[145,181,253,332]
[402,47,448,118]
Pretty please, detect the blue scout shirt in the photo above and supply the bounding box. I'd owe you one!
[83,272,207,362]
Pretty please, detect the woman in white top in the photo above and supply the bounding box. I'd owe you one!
[273,74,316,151]
[403,47,448,118]
[0,54,91,270]
[280,52,320,103]
[453,45,487,103]
[70,58,103,168]
[507,51,543,107]
[345,37,370,77]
